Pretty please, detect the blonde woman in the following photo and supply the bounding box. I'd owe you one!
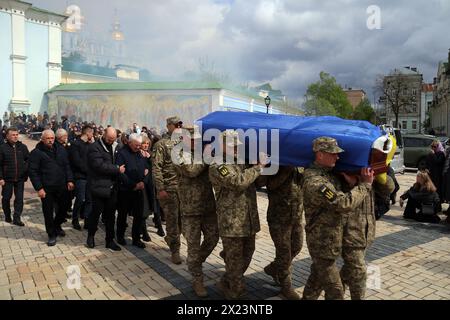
[141,134,165,239]
[400,170,441,223]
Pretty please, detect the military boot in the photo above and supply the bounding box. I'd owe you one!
[281,285,300,300]
[171,251,182,265]
[192,276,208,298]
[279,275,300,299]
[264,263,280,286]
[216,279,234,300]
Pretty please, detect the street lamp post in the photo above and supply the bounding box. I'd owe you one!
[265,96,271,114]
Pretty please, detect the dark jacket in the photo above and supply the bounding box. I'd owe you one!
[443,149,450,201]
[29,142,74,191]
[0,141,30,182]
[143,154,160,214]
[116,145,146,191]
[87,138,120,198]
[69,138,90,180]
[426,151,445,199]
[401,185,441,223]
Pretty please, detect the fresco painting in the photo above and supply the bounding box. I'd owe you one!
[47,93,212,131]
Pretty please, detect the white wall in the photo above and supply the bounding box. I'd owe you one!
[0,11,13,114]
[25,20,49,113]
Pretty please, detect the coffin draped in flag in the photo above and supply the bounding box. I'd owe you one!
[196,111,391,172]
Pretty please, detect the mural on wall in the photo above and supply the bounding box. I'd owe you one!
[47,93,212,131]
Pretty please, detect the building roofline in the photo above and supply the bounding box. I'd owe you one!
[46,81,279,105]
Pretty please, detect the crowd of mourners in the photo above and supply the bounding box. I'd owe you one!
[0,111,449,301]
[399,139,450,224]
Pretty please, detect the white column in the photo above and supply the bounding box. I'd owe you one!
[212,90,223,111]
[48,23,62,89]
[250,99,254,112]
[9,9,30,112]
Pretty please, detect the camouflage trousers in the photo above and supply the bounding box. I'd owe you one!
[182,213,219,277]
[159,191,181,253]
[221,235,256,298]
[267,218,303,285]
[302,257,344,300]
[340,247,367,300]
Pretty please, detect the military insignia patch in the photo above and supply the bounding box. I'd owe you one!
[319,184,337,202]
[217,165,230,177]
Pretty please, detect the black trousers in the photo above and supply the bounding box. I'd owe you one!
[88,191,117,243]
[117,190,144,242]
[41,187,66,237]
[2,180,25,219]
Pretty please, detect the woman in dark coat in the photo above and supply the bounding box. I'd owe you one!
[141,135,165,240]
[400,170,441,223]
[426,140,445,202]
[442,144,450,203]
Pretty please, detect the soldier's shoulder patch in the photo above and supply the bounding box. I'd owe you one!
[319,184,337,202]
[217,165,230,177]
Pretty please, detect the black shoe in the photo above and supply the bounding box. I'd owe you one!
[83,223,89,230]
[86,235,95,248]
[13,218,25,227]
[63,218,68,223]
[156,227,165,237]
[142,231,151,242]
[5,215,12,223]
[47,236,57,247]
[56,227,66,237]
[133,240,146,249]
[106,241,121,251]
[72,220,82,231]
[117,237,127,246]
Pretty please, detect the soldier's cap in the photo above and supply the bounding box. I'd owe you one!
[167,116,183,126]
[221,130,243,147]
[313,136,345,154]
[183,125,202,140]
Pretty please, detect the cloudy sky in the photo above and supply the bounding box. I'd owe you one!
[33,0,450,103]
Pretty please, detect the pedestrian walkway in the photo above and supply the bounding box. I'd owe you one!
[0,137,449,300]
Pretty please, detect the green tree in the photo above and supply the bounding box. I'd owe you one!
[353,98,376,123]
[303,71,353,118]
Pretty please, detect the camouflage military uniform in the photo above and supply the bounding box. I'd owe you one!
[340,175,394,300]
[262,166,304,298]
[209,162,262,299]
[153,133,182,255]
[174,154,219,279]
[302,137,372,300]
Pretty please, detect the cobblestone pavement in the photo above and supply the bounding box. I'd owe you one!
[0,136,449,300]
